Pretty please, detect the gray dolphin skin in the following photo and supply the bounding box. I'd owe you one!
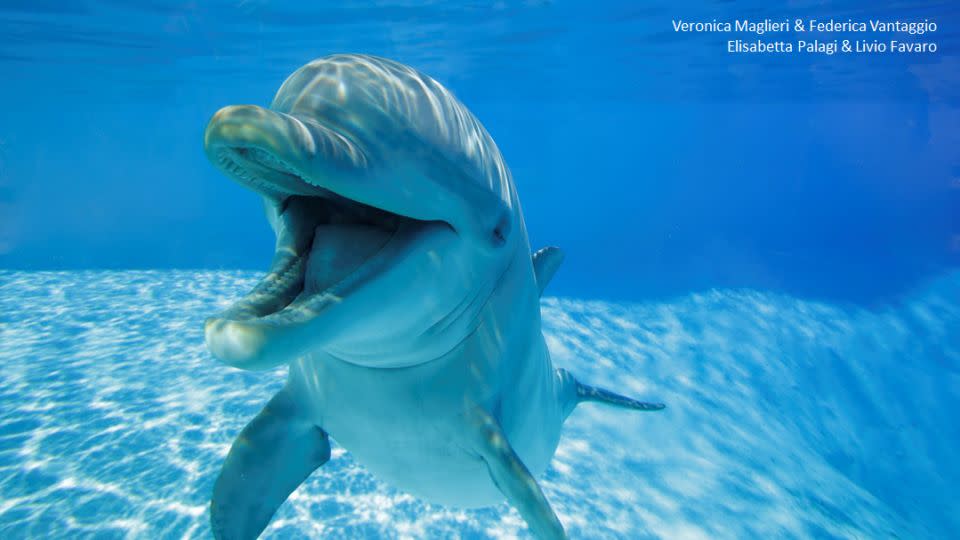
[202,54,664,540]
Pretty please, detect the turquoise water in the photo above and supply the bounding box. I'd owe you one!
[1,1,959,539]
[1,270,957,538]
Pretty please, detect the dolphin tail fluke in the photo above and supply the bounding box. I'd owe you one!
[211,389,331,540]
[556,368,664,421]
[532,247,564,296]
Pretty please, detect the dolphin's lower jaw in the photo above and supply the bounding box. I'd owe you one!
[203,106,442,371]
[203,220,410,371]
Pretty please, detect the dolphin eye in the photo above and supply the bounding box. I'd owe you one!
[491,211,511,247]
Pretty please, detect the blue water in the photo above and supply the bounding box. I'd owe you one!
[1,1,958,303]
[1,270,957,538]
[1,1,958,539]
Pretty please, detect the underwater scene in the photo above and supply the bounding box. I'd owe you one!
[1,2,958,539]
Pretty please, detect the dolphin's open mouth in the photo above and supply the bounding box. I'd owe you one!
[216,144,413,312]
[203,134,442,369]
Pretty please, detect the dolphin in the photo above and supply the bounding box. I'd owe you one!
[202,54,664,540]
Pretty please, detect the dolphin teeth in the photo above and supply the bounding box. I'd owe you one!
[215,252,307,322]
[214,150,293,198]
[239,147,295,175]
[212,146,320,199]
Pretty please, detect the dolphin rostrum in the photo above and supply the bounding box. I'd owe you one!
[202,54,664,540]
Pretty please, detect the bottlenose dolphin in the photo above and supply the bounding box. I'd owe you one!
[202,54,664,540]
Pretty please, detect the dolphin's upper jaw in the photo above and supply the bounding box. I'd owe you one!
[213,146,320,200]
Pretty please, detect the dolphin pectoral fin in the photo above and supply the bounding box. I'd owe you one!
[556,368,665,421]
[211,389,330,540]
[466,407,567,540]
[532,247,564,296]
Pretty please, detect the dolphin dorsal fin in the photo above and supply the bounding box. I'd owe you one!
[532,246,564,296]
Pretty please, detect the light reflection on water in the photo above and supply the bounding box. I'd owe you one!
[0,270,956,538]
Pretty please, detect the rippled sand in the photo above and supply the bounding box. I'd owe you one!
[0,270,956,539]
